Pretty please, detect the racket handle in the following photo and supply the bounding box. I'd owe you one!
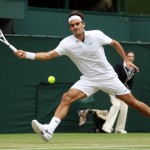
[9,45,18,52]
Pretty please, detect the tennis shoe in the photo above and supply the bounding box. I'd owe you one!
[31,120,53,142]
[102,126,112,133]
[115,130,127,134]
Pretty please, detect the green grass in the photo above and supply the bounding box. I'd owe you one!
[0,133,150,150]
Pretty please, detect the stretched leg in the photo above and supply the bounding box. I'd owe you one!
[47,89,86,134]
[115,100,128,133]
[32,89,87,141]
[116,93,150,118]
[102,95,120,133]
[54,89,87,119]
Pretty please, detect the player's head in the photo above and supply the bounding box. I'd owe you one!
[68,10,85,36]
[69,10,84,22]
[126,51,134,62]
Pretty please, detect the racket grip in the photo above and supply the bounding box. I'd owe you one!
[9,45,18,52]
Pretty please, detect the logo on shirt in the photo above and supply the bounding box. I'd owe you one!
[89,42,94,45]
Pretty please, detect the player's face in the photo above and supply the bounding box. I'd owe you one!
[127,52,134,62]
[69,20,85,36]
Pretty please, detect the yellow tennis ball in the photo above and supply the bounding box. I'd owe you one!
[48,76,55,84]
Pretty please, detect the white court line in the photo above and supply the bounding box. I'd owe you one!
[2,145,150,150]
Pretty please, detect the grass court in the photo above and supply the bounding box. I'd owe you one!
[0,133,150,150]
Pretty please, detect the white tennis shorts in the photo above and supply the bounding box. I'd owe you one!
[70,76,130,97]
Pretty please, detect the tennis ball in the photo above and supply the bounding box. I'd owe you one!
[48,76,55,84]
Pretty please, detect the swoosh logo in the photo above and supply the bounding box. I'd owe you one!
[89,42,94,45]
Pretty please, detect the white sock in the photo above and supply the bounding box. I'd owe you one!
[48,117,61,134]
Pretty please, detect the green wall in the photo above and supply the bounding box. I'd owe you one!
[0,0,27,19]
[0,35,149,133]
[14,8,130,41]
[130,16,150,42]
[14,8,150,42]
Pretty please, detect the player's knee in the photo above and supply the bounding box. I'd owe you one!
[61,92,73,105]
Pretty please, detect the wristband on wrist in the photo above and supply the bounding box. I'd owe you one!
[25,52,35,60]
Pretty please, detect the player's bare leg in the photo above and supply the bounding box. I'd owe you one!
[32,89,86,142]
[54,89,87,119]
[45,89,86,139]
[116,93,150,118]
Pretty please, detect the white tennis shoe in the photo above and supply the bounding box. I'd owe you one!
[115,130,127,134]
[102,126,112,133]
[31,120,53,142]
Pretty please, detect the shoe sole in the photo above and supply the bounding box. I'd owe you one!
[31,120,50,142]
[102,127,111,133]
[115,131,127,134]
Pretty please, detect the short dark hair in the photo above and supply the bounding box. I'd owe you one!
[125,51,134,56]
[69,10,84,21]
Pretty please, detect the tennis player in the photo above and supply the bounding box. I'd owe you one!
[15,10,150,142]
[102,51,136,134]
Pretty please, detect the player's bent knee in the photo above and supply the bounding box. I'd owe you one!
[61,93,73,105]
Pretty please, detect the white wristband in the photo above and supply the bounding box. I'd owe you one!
[25,52,35,60]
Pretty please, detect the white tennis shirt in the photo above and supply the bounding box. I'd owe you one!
[55,30,117,80]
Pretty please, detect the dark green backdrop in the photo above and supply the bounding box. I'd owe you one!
[14,8,150,42]
[0,35,149,133]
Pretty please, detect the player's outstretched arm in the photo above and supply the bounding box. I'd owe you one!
[15,50,59,60]
[111,40,127,61]
[111,40,139,72]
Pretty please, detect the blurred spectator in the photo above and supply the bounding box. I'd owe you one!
[0,19,15,34]
[91,0,115,12]
[69,0,115,12]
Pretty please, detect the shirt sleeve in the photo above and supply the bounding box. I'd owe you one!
[55,40,67,56]
[98,30,112,45]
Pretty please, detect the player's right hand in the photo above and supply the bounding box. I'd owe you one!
[15,50,26,59]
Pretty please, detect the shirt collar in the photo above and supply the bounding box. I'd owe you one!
[123,61,127,67]
[73,30,88,41]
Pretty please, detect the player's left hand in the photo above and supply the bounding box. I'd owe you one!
[125,60,139,72]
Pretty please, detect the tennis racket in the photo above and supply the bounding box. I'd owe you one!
[0,29,18,52]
